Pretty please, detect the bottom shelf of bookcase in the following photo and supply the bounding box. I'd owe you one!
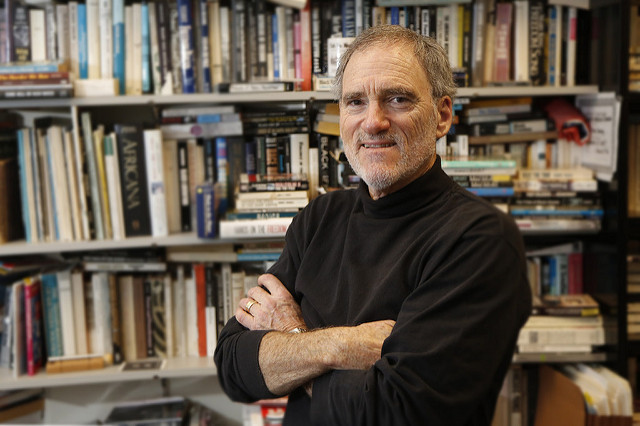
[0,356,216,391]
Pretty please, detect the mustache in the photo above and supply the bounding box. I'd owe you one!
[355,132,401,145]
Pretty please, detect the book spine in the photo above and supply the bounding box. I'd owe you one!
[177,140,191,232]
[198,0,212,92]
[219,216,293,238]
[147,2,162,95]
[141,1,151,94]
[143,129,168,237]
[177,0,196,93]
[231,0,247,83]
[86,0,101,79]
[42,275,64,358]
[113,0,126,94]
[115,124,152,237]
[76,4,89,79]
[81,113,105,240]
[156,0,172,93]
[143,279,154,357]
[149,277,166,358]
[99,0,113,79]
[196,182,216,238]
[56,270,77,357]
[194,264,207,357]
[208,0,223,85]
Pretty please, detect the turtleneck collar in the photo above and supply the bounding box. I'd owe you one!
[357,156,455,218]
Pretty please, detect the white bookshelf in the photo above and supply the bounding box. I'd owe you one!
[0,357,216,391]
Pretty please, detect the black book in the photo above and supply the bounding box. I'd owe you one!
[176,140,191,232]
[114,124,152,237]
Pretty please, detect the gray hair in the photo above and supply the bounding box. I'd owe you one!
[332,25,457,103]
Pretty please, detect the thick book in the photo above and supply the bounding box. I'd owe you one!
[103,396,189,426]
[114,124,152,237]
[41,273,64,358]
[219,216,293,238]
[532,294,600,316]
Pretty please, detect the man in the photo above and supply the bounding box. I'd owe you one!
[215,25,531,425]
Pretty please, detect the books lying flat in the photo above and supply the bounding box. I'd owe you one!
[103,396,189,426]
[532,294,600,316]
[219,217,294,238]
[159,121,243,139]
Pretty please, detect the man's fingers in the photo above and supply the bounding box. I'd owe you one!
[235,306,254,329]
[257,273,289,297]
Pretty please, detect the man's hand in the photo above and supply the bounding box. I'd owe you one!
[236,273,307,333]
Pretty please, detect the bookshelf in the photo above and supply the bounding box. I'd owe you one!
[0,0,631,423]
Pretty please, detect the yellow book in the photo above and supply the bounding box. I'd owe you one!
[93,125,113,239]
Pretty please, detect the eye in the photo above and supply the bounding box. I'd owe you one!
[347,98,364,107]
[390,96,410,105]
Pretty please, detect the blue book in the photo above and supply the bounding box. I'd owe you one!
[390,7,400,26]
[0,62,68,74]
[196,114,223,124]
[197,0,212,92]
[466,187,515,197]
[237,252,281,262]
[113,0,126,94]
[177,0,196,93]
[272,13,280,79]
[78,4,89,79]
[141,2,152,93]
[510,209,604,217]
[215,137,229,216]
[16,130,31,243]
[341,0,356,37]
[41,274,63,358]
[196,183,216,239]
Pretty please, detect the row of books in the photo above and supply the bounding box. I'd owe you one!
[0,0,592,97]
[629,3,640,92]
[0,258,271,378]
[628,122,640,218]
[628,254,640,340]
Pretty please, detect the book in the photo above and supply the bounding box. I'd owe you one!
[103,396,190,426]
[219,216,294,238]
[114,124,152,237]
[56,269,76,357]
[196,182,216,239]
[23,277,43,376]
[143,129,168,237]
[532,294,600,316]
[177,0,196,93]
[41,273,63,358]
[81,112,105,240]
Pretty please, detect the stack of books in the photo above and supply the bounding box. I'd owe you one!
[511,167,602,232]
[0,60,73,99]
[442,157,517,212]
[518,294,613,354]
[627,254,640,340]
[219,174,309,239]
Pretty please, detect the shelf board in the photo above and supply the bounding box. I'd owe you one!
[512,351,610,363]
[0,233,246,256]
[0,86,600,109]
[0,357,216,391]
[469,131,558,145]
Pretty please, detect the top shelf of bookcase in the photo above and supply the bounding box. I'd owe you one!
[0,86,600,109]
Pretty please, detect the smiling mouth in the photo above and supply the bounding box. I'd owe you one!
[362,143,395,148]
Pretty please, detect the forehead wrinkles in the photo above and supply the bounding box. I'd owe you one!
[342,46,430,98]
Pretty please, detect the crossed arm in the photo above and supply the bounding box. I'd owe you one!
[235,273,395,396]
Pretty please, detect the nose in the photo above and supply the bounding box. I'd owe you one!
[362,101,391,134]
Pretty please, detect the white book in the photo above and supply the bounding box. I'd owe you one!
[125,5,135,94]
[547,5,562,87]
[68,2,80,78]
[47,126,74,241]
[144,129,169,237]
[56,4,70,62]
[513,0,529,82]
[219,217,293,239]
[99,0,113,79]
[289,133,310,178]
[70,270,88,355]
[173,265,187,358]
[131,3,143,94]
[208,0,223,85]
[90,272,113,356]
[205,306,217,357]
[163,274,174,358]
[28,9,46,62]
[45,3,57,61]
[220,263,232,327]
[219,5,231,82]
[104,133,125,240]
[565,6,577,87]
[518,343,592,353]
[56,269,77,356]
[447,4,458,69]
[518,326,606,346]
[62,129,81,241]
[86,0,102,79]
[307,147,319,200]
[184,275,199,357]
[275,6,288,80]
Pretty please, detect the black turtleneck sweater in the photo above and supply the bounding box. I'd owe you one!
[214,156,532,426]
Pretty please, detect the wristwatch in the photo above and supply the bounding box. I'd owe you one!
[290,327,308,333]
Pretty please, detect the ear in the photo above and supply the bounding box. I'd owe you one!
[435,96,453,139]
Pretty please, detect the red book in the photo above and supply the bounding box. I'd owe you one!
[299,5,313,91]
[193,264,207,357]
[493,2,513,82]
[23,277,44,376]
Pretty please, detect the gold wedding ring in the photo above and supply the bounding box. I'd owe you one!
[245,299,257,312]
